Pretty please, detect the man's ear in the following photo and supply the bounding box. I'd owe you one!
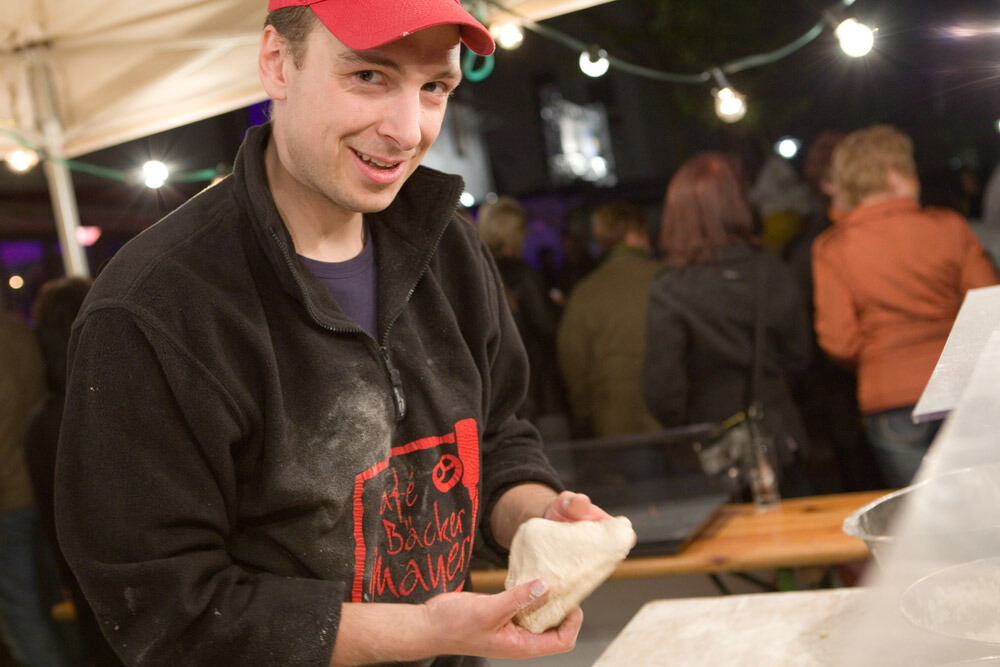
[259,26,290,101]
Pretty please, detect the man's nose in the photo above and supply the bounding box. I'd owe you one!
[378,92,423,152]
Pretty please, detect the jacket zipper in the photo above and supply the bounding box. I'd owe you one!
[269,224,448,423]
[375,219,453,421]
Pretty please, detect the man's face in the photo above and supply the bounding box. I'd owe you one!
[271,23,462,217]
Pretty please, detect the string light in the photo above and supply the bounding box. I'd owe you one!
[490,21,524,50]
[480,0,872,123]
[142,160,170,188]
[714,88,747,123]
[579,45,610,78]
[710,68,747,123]
[834,17,875,57]
[4,148,39,173]
[459,191,476,207]
[8,275,24,290]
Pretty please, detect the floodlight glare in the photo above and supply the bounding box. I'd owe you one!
[142,160,170,188]
[836,18,875,57]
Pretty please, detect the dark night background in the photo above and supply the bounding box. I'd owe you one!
[2,0,999,311]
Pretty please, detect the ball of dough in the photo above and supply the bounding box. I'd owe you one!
[504,516,635,633]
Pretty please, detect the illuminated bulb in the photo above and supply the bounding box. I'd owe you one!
[714,87,747,123]
[579,48,610,78]
[490,22,524,50]
[836,18,874,57]
[8,275,24,290]
[995,118,1000,134]
[776,137,800,159]
[142,160,169,188]
[5,148,39,173]
[459,191,476,207]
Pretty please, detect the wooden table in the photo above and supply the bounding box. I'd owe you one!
[470,490,887,591]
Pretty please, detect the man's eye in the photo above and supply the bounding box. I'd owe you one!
[357,71,377,83]
[424,82,449,94]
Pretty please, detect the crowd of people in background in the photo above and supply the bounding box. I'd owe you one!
[2,121,998,665]
[477,123,999,499]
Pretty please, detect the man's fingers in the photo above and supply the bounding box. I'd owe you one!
[511,578,550,613]
[555,607,583,643]
[545,491,612,521]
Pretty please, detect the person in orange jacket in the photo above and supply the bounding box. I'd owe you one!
[811,125,998,487]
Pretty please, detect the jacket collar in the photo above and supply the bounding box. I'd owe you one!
[839,196,920,227]
[232,123,464,340]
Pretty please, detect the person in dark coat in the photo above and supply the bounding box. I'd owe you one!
[24,276,123,666]
[642,153,813,495]
[477,196,567,437]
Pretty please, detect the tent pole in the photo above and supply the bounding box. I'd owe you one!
[29,54,90,278]
[41,121,90,278]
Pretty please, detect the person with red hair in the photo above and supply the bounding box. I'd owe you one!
[642,153,813,495]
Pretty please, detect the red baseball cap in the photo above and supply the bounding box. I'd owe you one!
[266,0,495,56]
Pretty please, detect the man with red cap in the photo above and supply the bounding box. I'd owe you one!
[55,2,620,665]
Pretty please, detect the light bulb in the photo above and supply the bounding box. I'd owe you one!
[579,48,610,78]
[459,191,476,207]
[714,87,746,123]
[490,22,524,50]
[776,137,800,159]
[836,18,874,57]
[8,275,24,290]
[142,160,169,188]
[4,148,39,173]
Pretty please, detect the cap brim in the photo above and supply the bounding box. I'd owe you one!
[309,0,495,56]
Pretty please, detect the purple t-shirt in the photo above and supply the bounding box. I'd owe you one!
[298,234,377,338]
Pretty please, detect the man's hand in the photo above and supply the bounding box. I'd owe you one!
[541,490,612,523]
[422,578,582,659]
[491,484,613,550]
[330,579,580,666]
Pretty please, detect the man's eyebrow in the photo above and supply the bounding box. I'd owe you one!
[339,50,462,82]
[340,50,400,72]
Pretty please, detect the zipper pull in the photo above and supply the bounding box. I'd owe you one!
[379,346,407,421]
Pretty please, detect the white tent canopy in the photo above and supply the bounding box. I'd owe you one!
[2,0,268,276]
[0,0,613,276]
[1,0,268,159]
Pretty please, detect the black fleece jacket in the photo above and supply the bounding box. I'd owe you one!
[55,124,562,667]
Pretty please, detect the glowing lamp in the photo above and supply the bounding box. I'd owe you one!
[836,18,875,57]
[490,22,524,50]
[579,46,610,78]
[142,160,169,189]
[714,87,747,123]
[5,148,39,173]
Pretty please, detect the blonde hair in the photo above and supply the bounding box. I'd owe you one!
[830,125,918,208]
[477,196,527,258]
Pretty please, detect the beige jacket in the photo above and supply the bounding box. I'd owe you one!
[558,246,663,436]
